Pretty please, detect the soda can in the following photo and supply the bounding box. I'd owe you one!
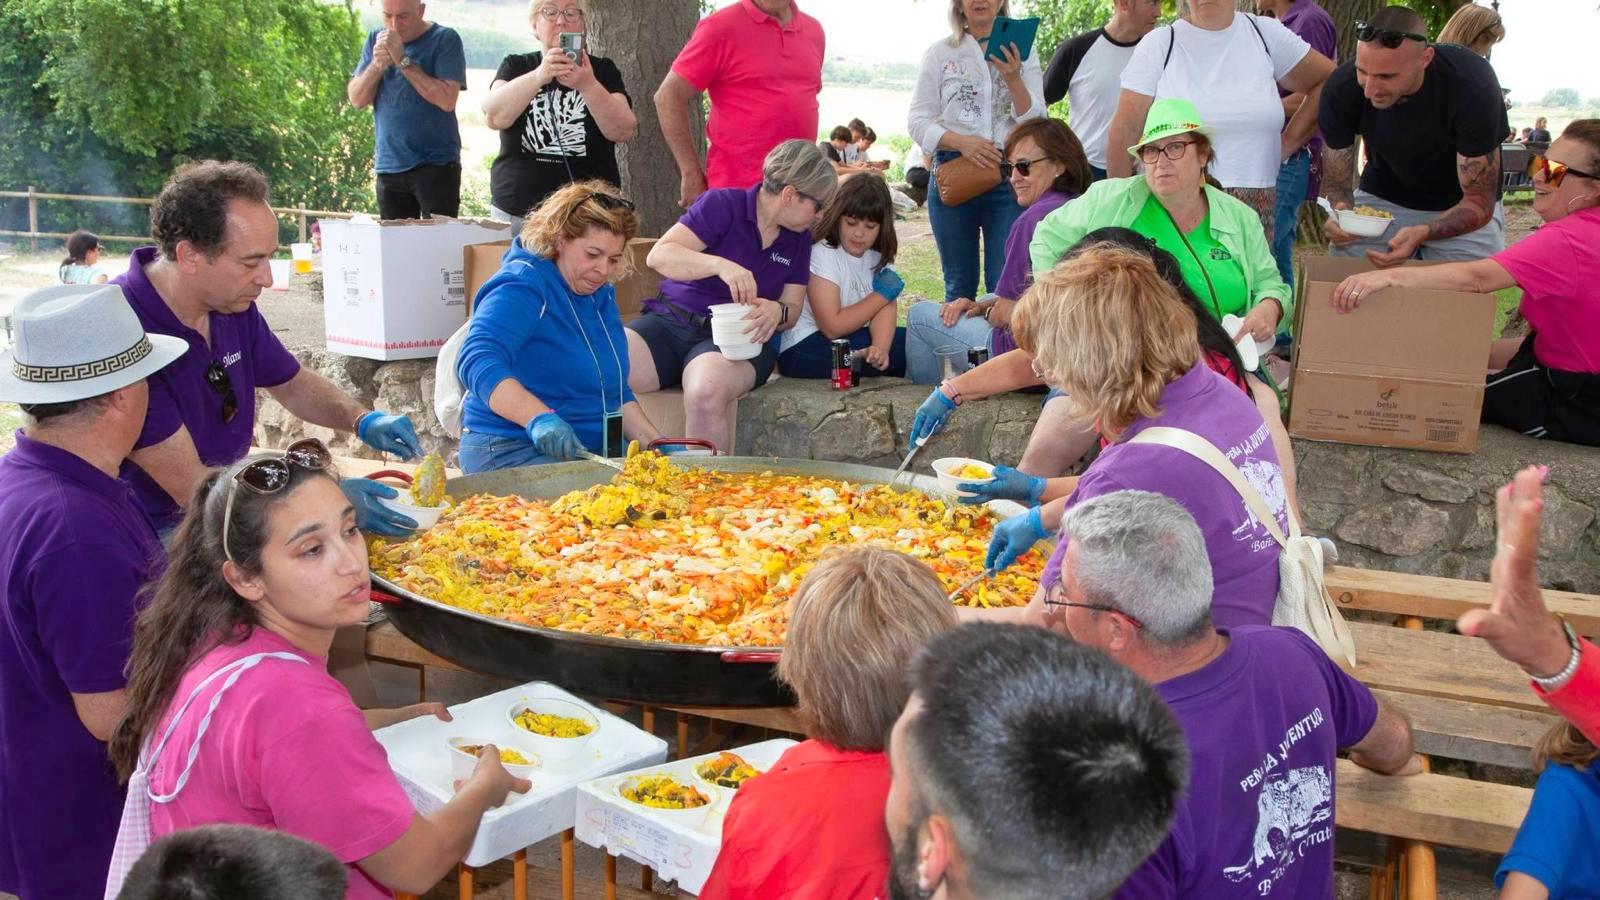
[831,339,852,390]
[968,347,990,367]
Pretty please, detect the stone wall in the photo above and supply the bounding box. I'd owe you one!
[258,352,1600,593]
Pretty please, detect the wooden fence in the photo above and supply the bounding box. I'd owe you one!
[0,186,355,248]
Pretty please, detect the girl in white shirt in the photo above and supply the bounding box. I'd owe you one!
[908,0,1045,314]
[778,175,907,379]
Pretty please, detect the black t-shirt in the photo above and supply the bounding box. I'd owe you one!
[489,52,630,217]
[1318,43,1508,211]
[819,141,842,162]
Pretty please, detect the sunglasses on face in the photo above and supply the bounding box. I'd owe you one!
[1355,20,1428,48]
[1000,156,1052,179]
[1139,139,1197,164]
[1528,154,1599,188]
[222,439,335,563]
[205,361,239,424]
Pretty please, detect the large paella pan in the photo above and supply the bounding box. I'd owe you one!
[370,453,1045,707]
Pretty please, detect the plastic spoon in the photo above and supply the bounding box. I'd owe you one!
[888,435,930,486]
[575,449,625,472]
[948,569,993,601]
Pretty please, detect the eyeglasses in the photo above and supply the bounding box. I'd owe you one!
[221,439,334,564]
[205,361,239,424]
[999,156,1052,179]
[1043,585,1145,629]
[1138,140,1197,164]
[1528,154,1598,188]
[535,5,584,22]
[1355,20,1428,48]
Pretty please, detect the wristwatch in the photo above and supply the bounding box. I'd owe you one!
[1530,616,1582,691]
[777,301,789,325]
[398,55,415,70]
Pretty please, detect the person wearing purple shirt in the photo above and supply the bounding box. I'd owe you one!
[1260,0,1337,288]
[112,161,425,537]
[625,139,837,451]
[0,284,186,899]
[1045,491,1419,899]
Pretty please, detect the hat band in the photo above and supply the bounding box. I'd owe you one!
[12,336,153,384]
[1144,122,1203,140]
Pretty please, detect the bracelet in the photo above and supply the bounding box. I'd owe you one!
[1530,616,1582,691]
[939,380,963,407]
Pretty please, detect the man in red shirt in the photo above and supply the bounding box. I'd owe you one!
[654,0,825,209]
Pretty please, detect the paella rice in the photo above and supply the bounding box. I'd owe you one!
[370,450,1044,647]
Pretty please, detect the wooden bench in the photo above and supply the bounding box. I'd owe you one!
[1328,565,1600,637]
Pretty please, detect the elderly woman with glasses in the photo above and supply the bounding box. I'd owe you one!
[480,0,636,234]
[457,180,664,472]
[626,139,837,452]
[1334,120,1600,447]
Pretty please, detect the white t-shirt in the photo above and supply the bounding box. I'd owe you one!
[1045,29,1141,170]
[1120,14,1310,188]
[782,242,882,353]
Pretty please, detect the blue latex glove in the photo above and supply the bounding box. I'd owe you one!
[527,412,580,461]
[872,267,905,302]
[910,387,957,444]
[356,412,423,460]
[958,464,1047,506]
[342,478,418,537]
[985,506,1048,572]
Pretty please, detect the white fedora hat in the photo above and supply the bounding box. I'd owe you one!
[0,285,187,405]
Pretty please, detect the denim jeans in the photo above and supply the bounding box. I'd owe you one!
[1272,148,1311,288]
[927,150,1022,301]
[458,430,559,474]
[904,299,994,385]
[777,328,907,379]
[1088,164,1108,182]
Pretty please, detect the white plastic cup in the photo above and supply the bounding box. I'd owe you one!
[290,242,314,274]
[268,259,290,291]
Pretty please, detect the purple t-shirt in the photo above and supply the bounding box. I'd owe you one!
[1043,365,1287,627]
[991,189,1073,356]
[0,434,164,899]
[1115,626,1379,898]
[1279,0,1336,196]
[113,246,302,530]
[646,186,813,320]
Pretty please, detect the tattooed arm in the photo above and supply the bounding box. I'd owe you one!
[1319,145,1359,245]
[1366,148,1500,267]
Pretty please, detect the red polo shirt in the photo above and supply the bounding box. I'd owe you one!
[699,740,890,900]
[671,0,825,189]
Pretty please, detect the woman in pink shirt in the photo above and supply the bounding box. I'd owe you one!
[1332,120,1600,445]
[108,441,528,899]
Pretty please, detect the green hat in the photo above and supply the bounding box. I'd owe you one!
[1127,98,1216,159]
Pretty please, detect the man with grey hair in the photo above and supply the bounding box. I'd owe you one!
[1050,490,1420,898]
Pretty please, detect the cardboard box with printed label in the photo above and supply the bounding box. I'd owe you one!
[1289,257,1496,454]
[322,216,510,361]
[464,237,658,320]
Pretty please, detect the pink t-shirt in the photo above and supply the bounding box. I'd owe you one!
[148,628,415,900]
[671,0,824,189]
[1492,206,1600,373]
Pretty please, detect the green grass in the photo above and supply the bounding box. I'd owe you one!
[1493,287,1523,339]
[0,404,20,454]
[894,238,945,309]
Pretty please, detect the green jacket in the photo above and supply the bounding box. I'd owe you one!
[1028,176,1292,327]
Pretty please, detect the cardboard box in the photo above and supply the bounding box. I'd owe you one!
[322,216,510,360]
[464,237,659,321]
[1289,257,1496,454]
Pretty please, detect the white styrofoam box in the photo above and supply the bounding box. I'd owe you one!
[321,216,510,361]
[374,681,666,867]
[574,739,797,893]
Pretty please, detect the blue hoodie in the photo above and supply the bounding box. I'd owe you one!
[457,240,634,450]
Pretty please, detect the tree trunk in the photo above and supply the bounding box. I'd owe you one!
[1317,0,1387,61]
[586,0,704,237]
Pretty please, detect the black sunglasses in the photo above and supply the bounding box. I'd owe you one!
[565,191,635,226]
[1355,20,1428,48]
[221,439,335,563]
[999,156,1052,179]
[205,361,239,424]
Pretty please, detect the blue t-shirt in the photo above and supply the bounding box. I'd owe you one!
[646,186,813,319]
[457,243,635,451]
[1496,760,1600,898]
[355,24,467,173]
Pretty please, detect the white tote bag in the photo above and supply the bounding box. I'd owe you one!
[433,264,546,438]
[102,652,308,900]
[1128,427,1357,667]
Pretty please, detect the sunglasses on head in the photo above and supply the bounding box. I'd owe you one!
[1355,20,1428,48]
[205,361,239,424]
[1000,156,1052,179]
[1528,154,1599,188]
[222,439,334,563]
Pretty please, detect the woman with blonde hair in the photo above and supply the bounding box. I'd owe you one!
[699,548,957,899]
[979,246,1288,630]
[457,179,662,472]
[1495,720,1599,898]
[1437,3,1505,59]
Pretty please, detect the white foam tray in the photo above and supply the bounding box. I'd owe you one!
[374,681,667,866]
[574,739,796,894]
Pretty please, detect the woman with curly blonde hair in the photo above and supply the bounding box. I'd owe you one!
[978,245,1289,631]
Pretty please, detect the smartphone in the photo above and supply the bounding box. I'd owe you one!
[559,32,585,62]
[603,410,624,458]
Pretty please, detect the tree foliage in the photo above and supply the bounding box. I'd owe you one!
[1541,87,1581,109]
[1,0,374,239]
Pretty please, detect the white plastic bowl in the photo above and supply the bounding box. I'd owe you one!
[447,737,541,783]
[710,321,756,340]
[615,774,721,823]
[691,754,766,792]
[707,303,750,319]
[376,496,446,531]
[1337,209,1392,237]
[931,457,995,497]
[718,342,761,361]
[506,698,599,762]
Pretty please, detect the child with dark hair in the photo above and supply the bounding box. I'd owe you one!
[778,175,907,378]
[1496,721,1600,899]
[59,230,108,284]
[118,825,346,900]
